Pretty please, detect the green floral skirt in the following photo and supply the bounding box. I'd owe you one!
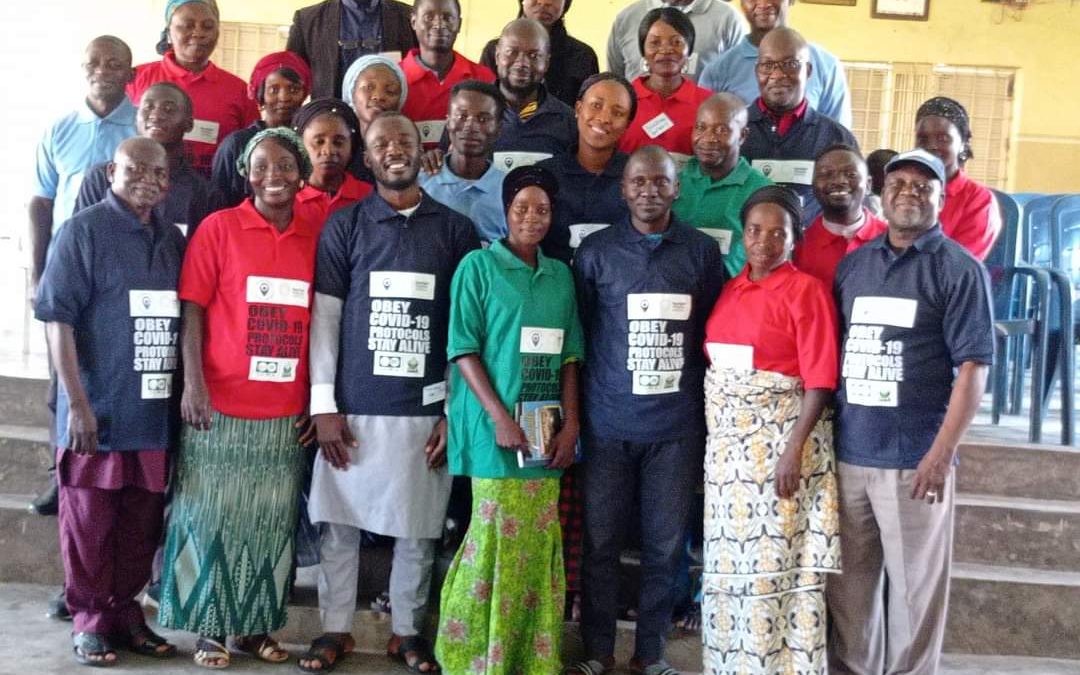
[436,477,564,675]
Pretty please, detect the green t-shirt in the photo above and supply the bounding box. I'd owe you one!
[446,240,585,479]
[673,156,773,278]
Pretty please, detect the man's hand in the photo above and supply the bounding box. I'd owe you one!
[424,418,448,469]
[181,381,212,431]
[314,413,357,470]
[68,400,98,455]
[911,445,954,504]
[420,148,445,176]
[775,441,803,499]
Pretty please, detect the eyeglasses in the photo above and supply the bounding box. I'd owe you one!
[755,59,804,76]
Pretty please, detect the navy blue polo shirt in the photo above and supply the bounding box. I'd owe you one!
[834,226,994,469]
[315,190,481,416]
[536,149,629,264]
[211,121,264,207]
[740,104,858,228]
[75,157,220,240]
[491,85,577,173]
[574,216,725,443]
[35,190,186,451]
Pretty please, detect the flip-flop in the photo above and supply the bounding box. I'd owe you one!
[194,636,230,670]
[388,634,439,673]
[125,624,176,658]
[564,659,610,675]
[72,632,117,668]
[297,634,353,674]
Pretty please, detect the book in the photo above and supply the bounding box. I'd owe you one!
[514,400,563,469]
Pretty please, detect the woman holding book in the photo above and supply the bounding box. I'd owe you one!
[437,165,585,674]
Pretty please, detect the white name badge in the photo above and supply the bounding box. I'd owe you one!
[246,276,311,308]
[373,351,426,378]
[417,120,447,145]
[706,343,753,371]
[140,372,173,399]
[370,271,436,301]
[569,223,611,249]
[700,228,733,255]
[423,380,447,406]
[751,159,815,186]
[627,293,692,321]
[846,378,899,408]
[183,119,220,145]
[520,327,564,355]
[642,112,675,140]
[493,151,553,172]
[632,370,682,396]
[175,223,188,237]
[248,356,299,382]
[851,297,918,328]
[129,290,180,318]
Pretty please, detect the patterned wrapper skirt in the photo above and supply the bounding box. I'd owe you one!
[436,477,564,675]
[158,411,304,636]
[701,367,841,675]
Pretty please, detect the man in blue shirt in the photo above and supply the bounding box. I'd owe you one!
[698,0,852,128]
[572,146,725,675]
[828,149,994,675]
[419,80,507,243]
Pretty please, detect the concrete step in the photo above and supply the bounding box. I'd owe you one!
[954,493,1080,571]
[0,495,62,585]
[957,441,1080,501]
[0,374,50,429]
[0,425,52,495]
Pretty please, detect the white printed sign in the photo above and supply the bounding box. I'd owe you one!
[520,327,564,355]
[248,357,299,382]
[706,343,753,371]
[129,290,180,318]
[246,276,311,308]
[184,119,220,145]
[370,271,436,301]
[751,159,815,186]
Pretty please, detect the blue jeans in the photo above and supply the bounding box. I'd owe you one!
[581,433,701,663]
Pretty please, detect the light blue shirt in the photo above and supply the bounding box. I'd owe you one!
[420,158,507,243]
[697,36,853,129]
[32,98,137,233]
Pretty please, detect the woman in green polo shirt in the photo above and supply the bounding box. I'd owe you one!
[436,166,585,674]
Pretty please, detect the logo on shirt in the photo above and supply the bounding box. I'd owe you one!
[530,332,541,348]
[248,357,300,382]
[140,373,173,400]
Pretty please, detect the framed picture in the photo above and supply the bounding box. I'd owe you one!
[872,0,930,20]
[802,0,856,5]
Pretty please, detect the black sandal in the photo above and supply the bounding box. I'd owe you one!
[297,634,352,674]
[389,634,439,673]
[72,632,117,668]
[125,624,177,658]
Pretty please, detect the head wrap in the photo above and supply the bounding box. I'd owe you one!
[740,185,803,239]
[341,55,409,115]
[158,0,218,55]
[502,165,559,212]
[293,98,363,155]
[248,51,312,102]
[236,127,313,180]
[916,96,974,161]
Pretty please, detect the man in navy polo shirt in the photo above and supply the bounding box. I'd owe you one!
[35,137,184,665]
[303,112,479,672]
[573,146,725,675]
[827,149,994,675]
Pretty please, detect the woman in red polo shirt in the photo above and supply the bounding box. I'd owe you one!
[158,128,318,669]
[292,98,373,225]
[617,7,712,166]
[700,186,841,674]
[128,0,259,177]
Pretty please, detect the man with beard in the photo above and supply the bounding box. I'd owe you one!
[673,92,773,278]
[828,149,993,675]
[400,0,495,149]
[299,112,479,674]
[419,80,508,242]
[571,146,725,675]
[793,144,887,286]
[740,27,858,229]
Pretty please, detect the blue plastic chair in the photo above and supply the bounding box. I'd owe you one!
[1016,195,1062,414]
[1048,195,1079,445]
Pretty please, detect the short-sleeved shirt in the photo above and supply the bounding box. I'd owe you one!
[618,77,713,162]
[940,169,1002,261]
[75,156,219,240]
[315,191,481,416]
[704,262,837,389]
[491,85,577,173]
[574,217,726,442]
[536,150,629,264]
[741,103,859,229]
[211,121,265,208]
[399,49,495,149]
[446,240,585,479]
[419,159,506,243]
[295,173,374,228]
[32,99,137,232]
[34,190,185,451]
[698,36,853,129]
[793,209,888,287]
[179,199,322,419]
[673,156,773,277]
[834,225,995,469]
[128,51,261,176]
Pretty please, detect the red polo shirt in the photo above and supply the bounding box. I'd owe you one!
[399,49,496,148]
[793,208,888,287]
[179,199,321,419]
[940,169,1001,261]
[128,51,260,177]
[704,262,838,390]
[294,173,373,227]
[619,76,713,158]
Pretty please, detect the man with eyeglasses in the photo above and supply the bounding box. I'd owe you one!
[699,0,852,128]
[740,27,858,228]
[828,148,994,675]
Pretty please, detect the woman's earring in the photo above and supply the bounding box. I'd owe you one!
[641,57,650,74]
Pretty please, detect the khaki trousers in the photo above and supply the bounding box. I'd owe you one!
[826,461,955,675]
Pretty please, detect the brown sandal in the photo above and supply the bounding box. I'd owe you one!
[234,634,288,663]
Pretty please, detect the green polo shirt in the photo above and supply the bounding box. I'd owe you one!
[673,156,773,277]
[447,240,585,479]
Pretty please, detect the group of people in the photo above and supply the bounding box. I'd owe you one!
[29,0,1002,674]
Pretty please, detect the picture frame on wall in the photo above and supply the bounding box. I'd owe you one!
[872,0,930,21]
[802,0,857,5]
